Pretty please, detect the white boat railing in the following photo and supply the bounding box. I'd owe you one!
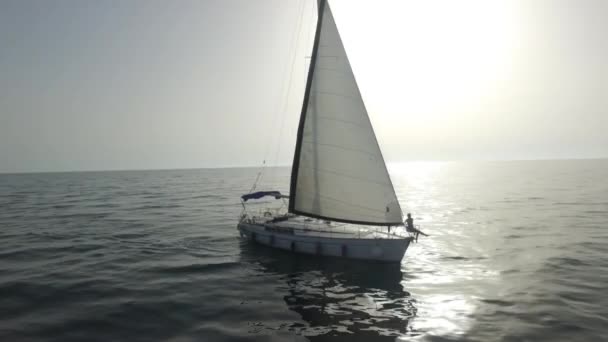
[239,205,414,240]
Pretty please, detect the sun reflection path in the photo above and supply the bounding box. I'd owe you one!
[390,161,447,224]
[391,161,502,339]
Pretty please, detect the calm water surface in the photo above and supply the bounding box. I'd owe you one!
[1,160,607,341]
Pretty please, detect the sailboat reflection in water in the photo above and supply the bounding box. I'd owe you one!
[238,0,420,262]
[239,243,417,339]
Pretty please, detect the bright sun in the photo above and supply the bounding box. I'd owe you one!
[327,0,524,131]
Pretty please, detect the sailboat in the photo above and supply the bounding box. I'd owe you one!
[237,0,415,262]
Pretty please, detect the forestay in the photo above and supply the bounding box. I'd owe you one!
[289,0,403,226]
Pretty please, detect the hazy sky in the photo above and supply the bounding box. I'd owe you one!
[1,0,607,173]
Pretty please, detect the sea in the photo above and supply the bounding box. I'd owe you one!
[1,160,607,342]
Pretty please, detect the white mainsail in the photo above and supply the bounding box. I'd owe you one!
[289,0,403,226]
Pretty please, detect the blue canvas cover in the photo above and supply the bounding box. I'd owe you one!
[241,191,283,202]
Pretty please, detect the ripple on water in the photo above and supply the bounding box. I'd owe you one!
[1,162,607,341]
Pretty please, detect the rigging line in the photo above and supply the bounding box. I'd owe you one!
[303,1,315,80]
[307,0,314,58]
[271,0,307,170]
[251,0,306,191]
[248,160,265,193]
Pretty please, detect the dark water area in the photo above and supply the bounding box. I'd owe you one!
[1,160,607,341]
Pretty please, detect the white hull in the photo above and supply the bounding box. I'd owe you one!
[237,222,412,263]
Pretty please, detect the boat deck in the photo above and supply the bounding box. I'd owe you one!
[247,215,410,240]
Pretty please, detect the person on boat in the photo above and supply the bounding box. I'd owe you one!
[405,213,427,241]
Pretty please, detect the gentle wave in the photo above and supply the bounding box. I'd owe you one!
[1,161,607,341]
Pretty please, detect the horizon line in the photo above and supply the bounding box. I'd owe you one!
[1,156,607,175]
